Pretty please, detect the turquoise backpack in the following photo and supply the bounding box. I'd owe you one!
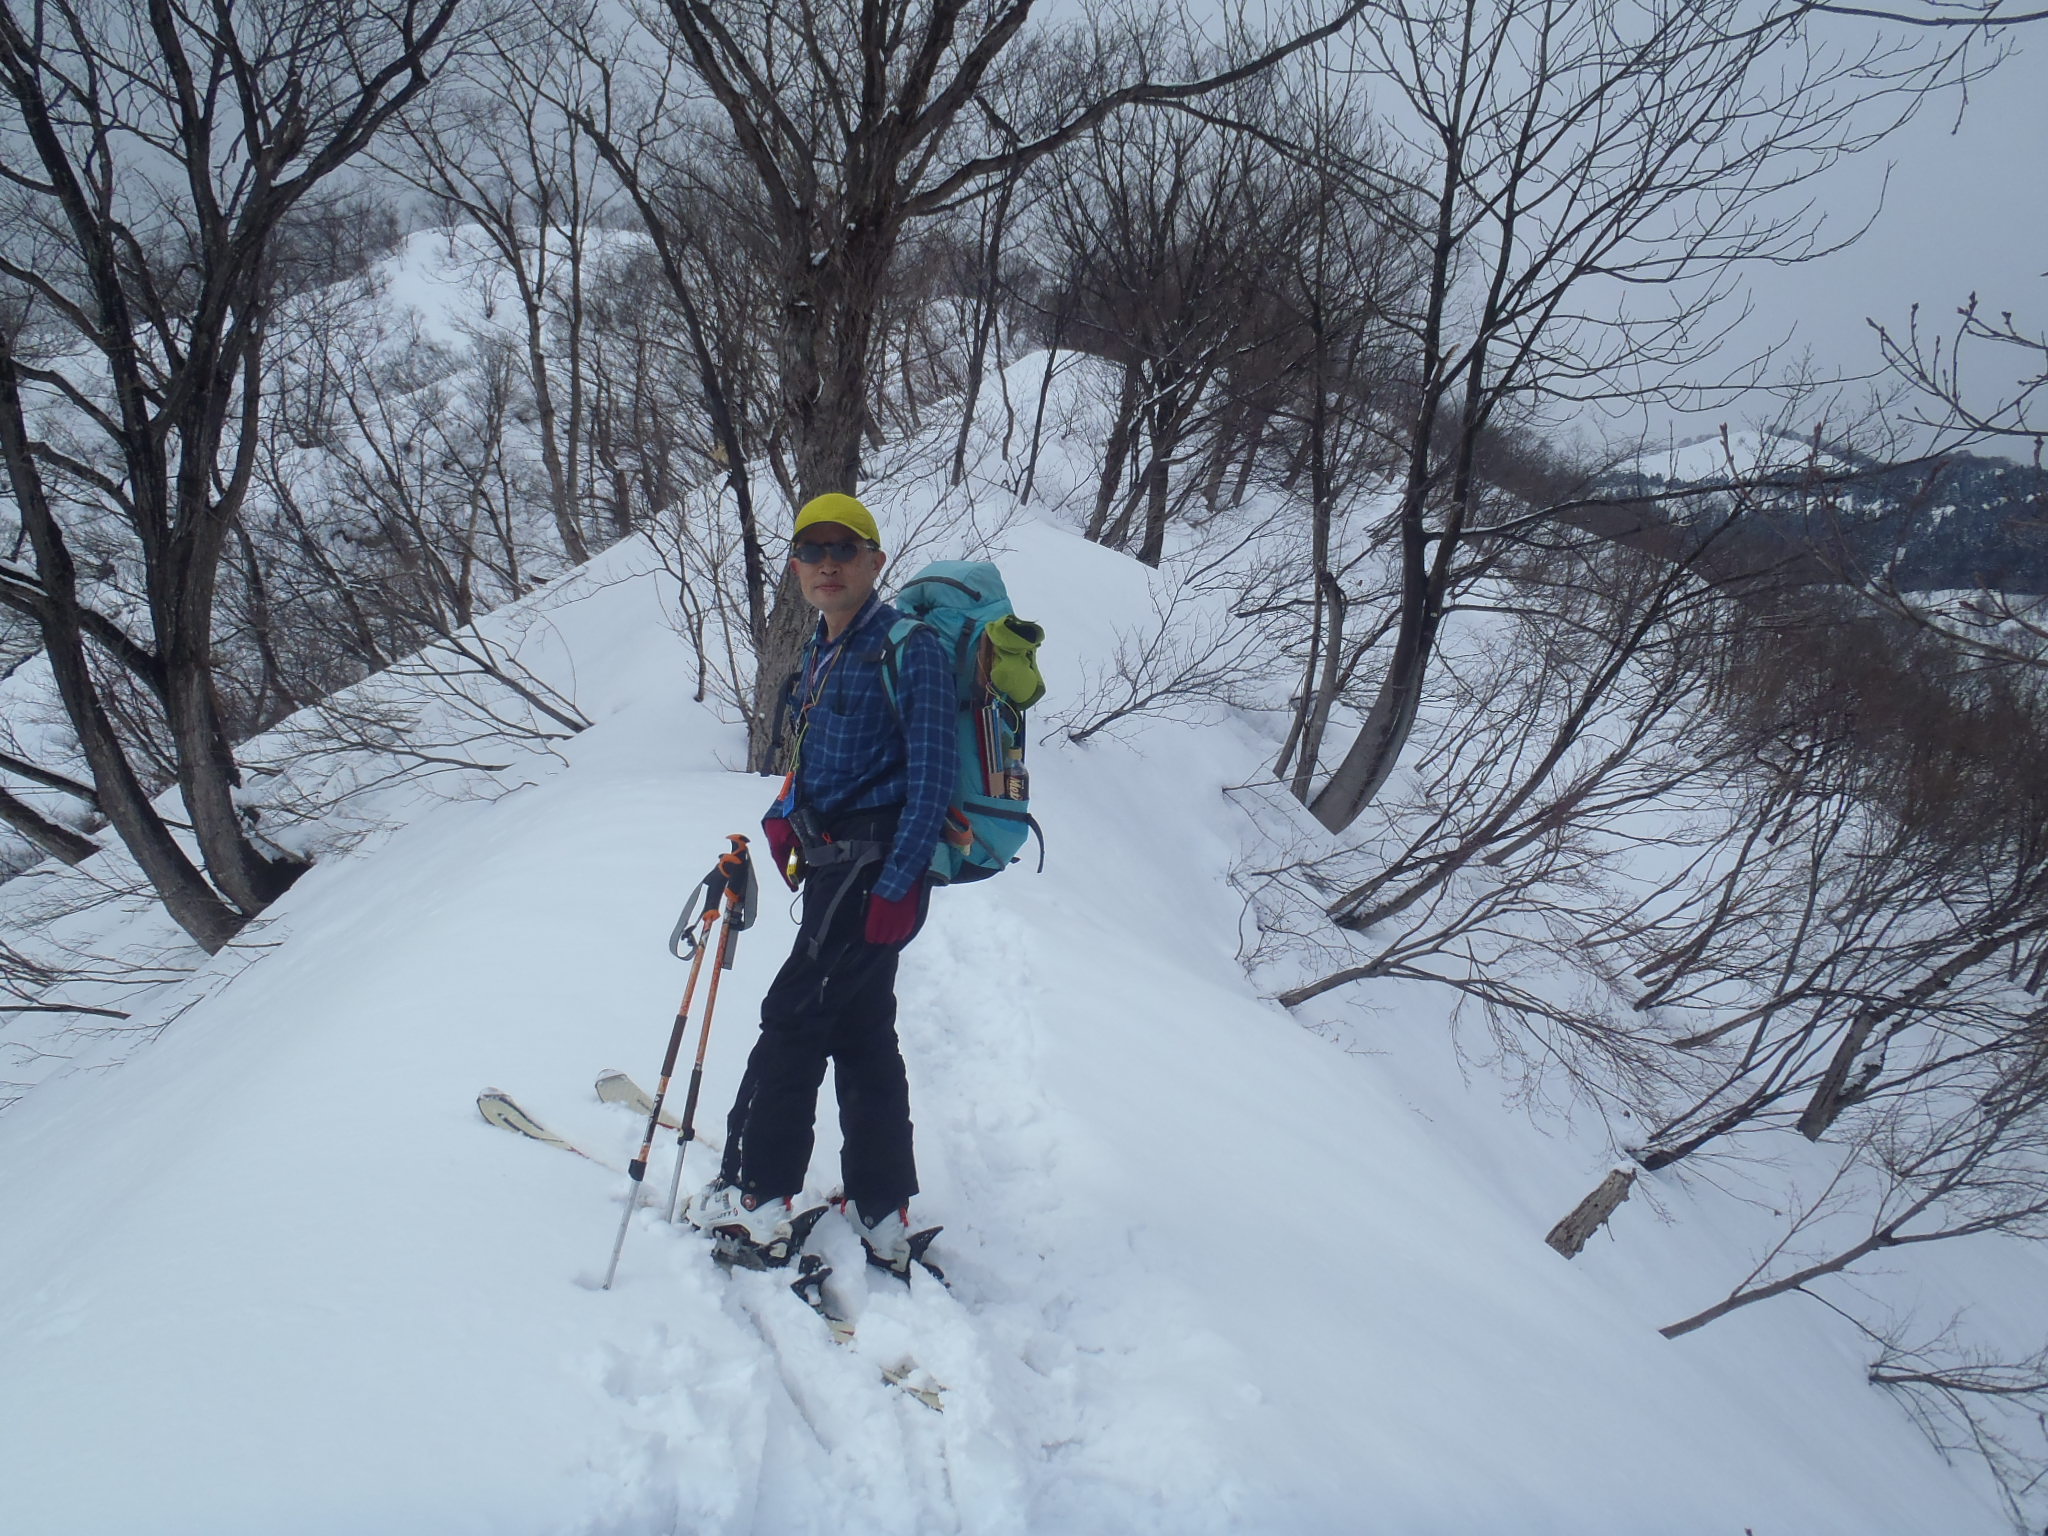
[881,562,1046,884]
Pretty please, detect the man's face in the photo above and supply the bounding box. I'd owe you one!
[792,521,886,627]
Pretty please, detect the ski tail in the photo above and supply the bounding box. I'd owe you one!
[595,1069,679,1126]
[477,1089,611,1168]
[595,1070,722,1153]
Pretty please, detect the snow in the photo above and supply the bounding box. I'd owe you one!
[1620,429,1842,485]
[1,248,2037,1536]
[379,228,486,350]
[0,490,2020,1533]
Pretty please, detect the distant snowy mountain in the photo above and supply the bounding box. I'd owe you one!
[1604,430,2048,594]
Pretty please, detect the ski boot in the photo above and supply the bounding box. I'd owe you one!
[851,1201,946,1284]
[686,1180,825,1270]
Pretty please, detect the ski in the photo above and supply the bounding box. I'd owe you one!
[477,1076,725,1171]
[477,1089,619,1171]
[785,1253,946,1412]
[594,1070,722,1154]
[595,1068,679,1127]
[695,1207,948,1413]
[787,1254,858,1345]
[484,1086,947,1409]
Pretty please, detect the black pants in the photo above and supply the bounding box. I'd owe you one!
[719,842,927,1215]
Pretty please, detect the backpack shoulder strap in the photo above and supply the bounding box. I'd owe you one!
[764,664,801,769]
[873,616,932,727]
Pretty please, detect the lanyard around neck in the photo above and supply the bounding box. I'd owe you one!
[789,623,858,776]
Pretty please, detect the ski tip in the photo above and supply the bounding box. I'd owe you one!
[882,1364,947,1412]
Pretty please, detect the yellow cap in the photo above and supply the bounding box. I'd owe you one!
[793,492,880,548]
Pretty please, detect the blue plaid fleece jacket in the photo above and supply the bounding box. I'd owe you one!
[775,595,957,903]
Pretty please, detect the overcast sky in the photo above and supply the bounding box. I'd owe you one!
[1092,3,2047,452]
[1631,23,2047,449]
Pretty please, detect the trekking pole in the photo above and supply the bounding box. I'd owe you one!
[600,835,754,1291]
[662,837,755,1223]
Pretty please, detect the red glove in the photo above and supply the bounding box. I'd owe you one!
[864,888,920,945]
[762,816,800,891]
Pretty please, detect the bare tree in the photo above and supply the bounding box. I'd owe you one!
[1034,80,1300,566]
[947,144,1026,488]
[1050,576,1266,745]
[1249,81,1423,798]
[1299,0,1957,833]
[0,0,468,950]
[1587,590,2048,1170]
[554,5,776,680]
[638,0,1372,764]
[380,19,614,565]
[1869,1323,2048,1530]
[1252,528,1748,1109]
[1660,1063,2048,1338]
[1877,296,2047,455]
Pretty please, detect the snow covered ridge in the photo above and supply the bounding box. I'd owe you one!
[0,219,1035,1101]
[0,536,641,1106]
[2,349,2041,1532]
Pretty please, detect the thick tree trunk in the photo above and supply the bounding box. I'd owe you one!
[1018,326,1062,505]
[1793,922,2036,1141]
[778,241,883,506]
[746,232,894,772]
[1305,364,1479,837]
[1305,139,1467,835]
[1086,362,1142,543]
[0,344,244,950]
[1134,417,1177,568]
[159,527,305,917]
[747,570,812,771]
[1306,584,1442,835]
[1133,460,1171,566]
[520,270,589,565]
[951,174,1016,486]
[1291,370,1345,800]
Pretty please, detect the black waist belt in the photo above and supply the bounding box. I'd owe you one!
[791,805,903,956]
[793,805,900,863]
[803,839,884,871]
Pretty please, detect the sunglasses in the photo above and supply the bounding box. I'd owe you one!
[791,538,878,564]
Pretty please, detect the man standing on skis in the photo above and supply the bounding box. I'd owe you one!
[686,492,956,1277]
